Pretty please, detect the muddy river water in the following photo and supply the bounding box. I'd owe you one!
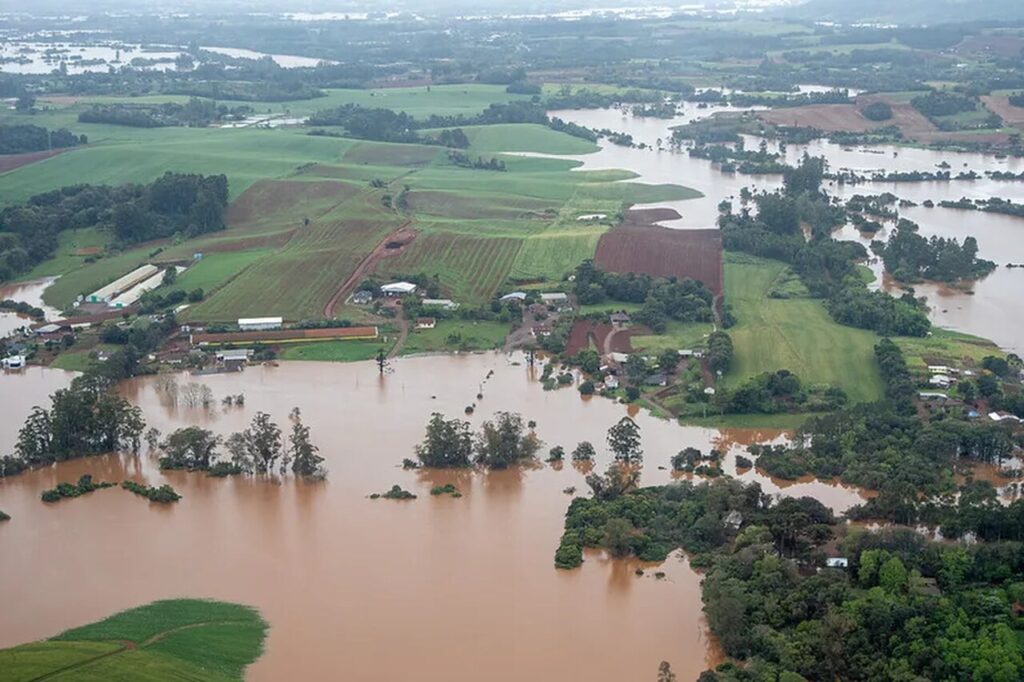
[552,105,1024,353]
[2,101,1021,679]
[0,354,873,680]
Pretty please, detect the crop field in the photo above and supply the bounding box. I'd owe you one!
[379,232,524,302]
[723,252,884,403]
[187,193,403,321]
[1,85,703,320]
[0,599,266,681]
[595,225,724,298]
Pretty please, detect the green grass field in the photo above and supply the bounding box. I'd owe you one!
[0,599,267,682]
[2,85,703,319]
[723,252,885,404]
[631,320,715,355]
[280,338,392,362]
[400,320,510,355]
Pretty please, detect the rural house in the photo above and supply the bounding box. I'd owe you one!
[416,317,437,329]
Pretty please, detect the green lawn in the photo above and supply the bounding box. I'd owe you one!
[0,599,267,682]
[280,339,392,362]
[896,328,1001,370]
[400,320,510,355]
[162,250,273,297]
[723,252,885,404]
[631,320,715,355]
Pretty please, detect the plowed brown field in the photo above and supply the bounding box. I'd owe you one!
[595,211,723,298]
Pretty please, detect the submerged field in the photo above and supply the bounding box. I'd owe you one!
[0,599,267,681]
[0,87,698,318]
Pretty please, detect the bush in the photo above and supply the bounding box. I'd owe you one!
[41,474,115,502]
[430,483,461,497]
[375,484,416,500]
[861,101,893,121]
[122,480,181,503]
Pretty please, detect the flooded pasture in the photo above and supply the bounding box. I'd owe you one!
[0,354,874,681]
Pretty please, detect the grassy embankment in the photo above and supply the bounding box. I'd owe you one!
[0,599,266,681]
[1,87,697,325]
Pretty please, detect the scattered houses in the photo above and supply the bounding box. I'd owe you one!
[531,323,552,338]
[381,281,417,297]
[929,374,953,389]
[238,317,283,332]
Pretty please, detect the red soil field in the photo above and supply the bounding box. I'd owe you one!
[564,321,635,357]
[595,212,724,299]
[0,148,70,174]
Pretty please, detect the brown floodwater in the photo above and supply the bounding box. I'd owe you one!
[553,107,1024,353]
[0,354,874,680]
[0,277,62,339]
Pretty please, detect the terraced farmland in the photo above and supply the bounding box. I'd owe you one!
[379,232,524,302]
[187,192,403,321]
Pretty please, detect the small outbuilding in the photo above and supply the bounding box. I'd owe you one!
[381,281,417,297]
[238,317,283,332]
[610,312,631,327]
[351,290,374,305]
[416,317,437,330]
[825,557,849,569]
[499,292,527,303]
[2,355,26,369]
[540,292,570,308]
[645,373,668,387]
[422,299,459,310]
[989,411,1023,423]
[603,375,620,389]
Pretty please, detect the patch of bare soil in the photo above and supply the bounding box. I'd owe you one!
[596,211,723,299]
[0,148,71,174]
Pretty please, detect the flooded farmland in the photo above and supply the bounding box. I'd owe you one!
[551,106,1024,353]
[0,354,874,680]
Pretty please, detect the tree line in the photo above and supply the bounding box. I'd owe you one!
[0,124,86,154]
[0,171,228,283]
[79,98,254,128]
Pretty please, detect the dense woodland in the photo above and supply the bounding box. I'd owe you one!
[572,260,715,332]
[872,220,997,283]
[0,172,227,282]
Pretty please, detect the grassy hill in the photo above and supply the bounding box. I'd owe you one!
[0,599,267,682]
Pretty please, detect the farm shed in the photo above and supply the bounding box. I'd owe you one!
[381,282,417,296]
[86,264,159,303]
[422,299,459,310]
[500,292,527,302]
[238,317,283,331]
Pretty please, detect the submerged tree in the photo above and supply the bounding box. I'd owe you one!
[416,413,474,468]
[228,412,285,475]
[475,411,541,468]
[571,441,595,461]
[586,462,640,501]
[607,416,643,464]
[289,407,325,478]
[159,426,220,470]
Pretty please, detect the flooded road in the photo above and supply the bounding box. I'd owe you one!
[552,106,1024,352]
[0,355,872,680]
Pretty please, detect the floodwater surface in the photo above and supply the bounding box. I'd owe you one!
[0,355,873,680]
[552,107,1024,352]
